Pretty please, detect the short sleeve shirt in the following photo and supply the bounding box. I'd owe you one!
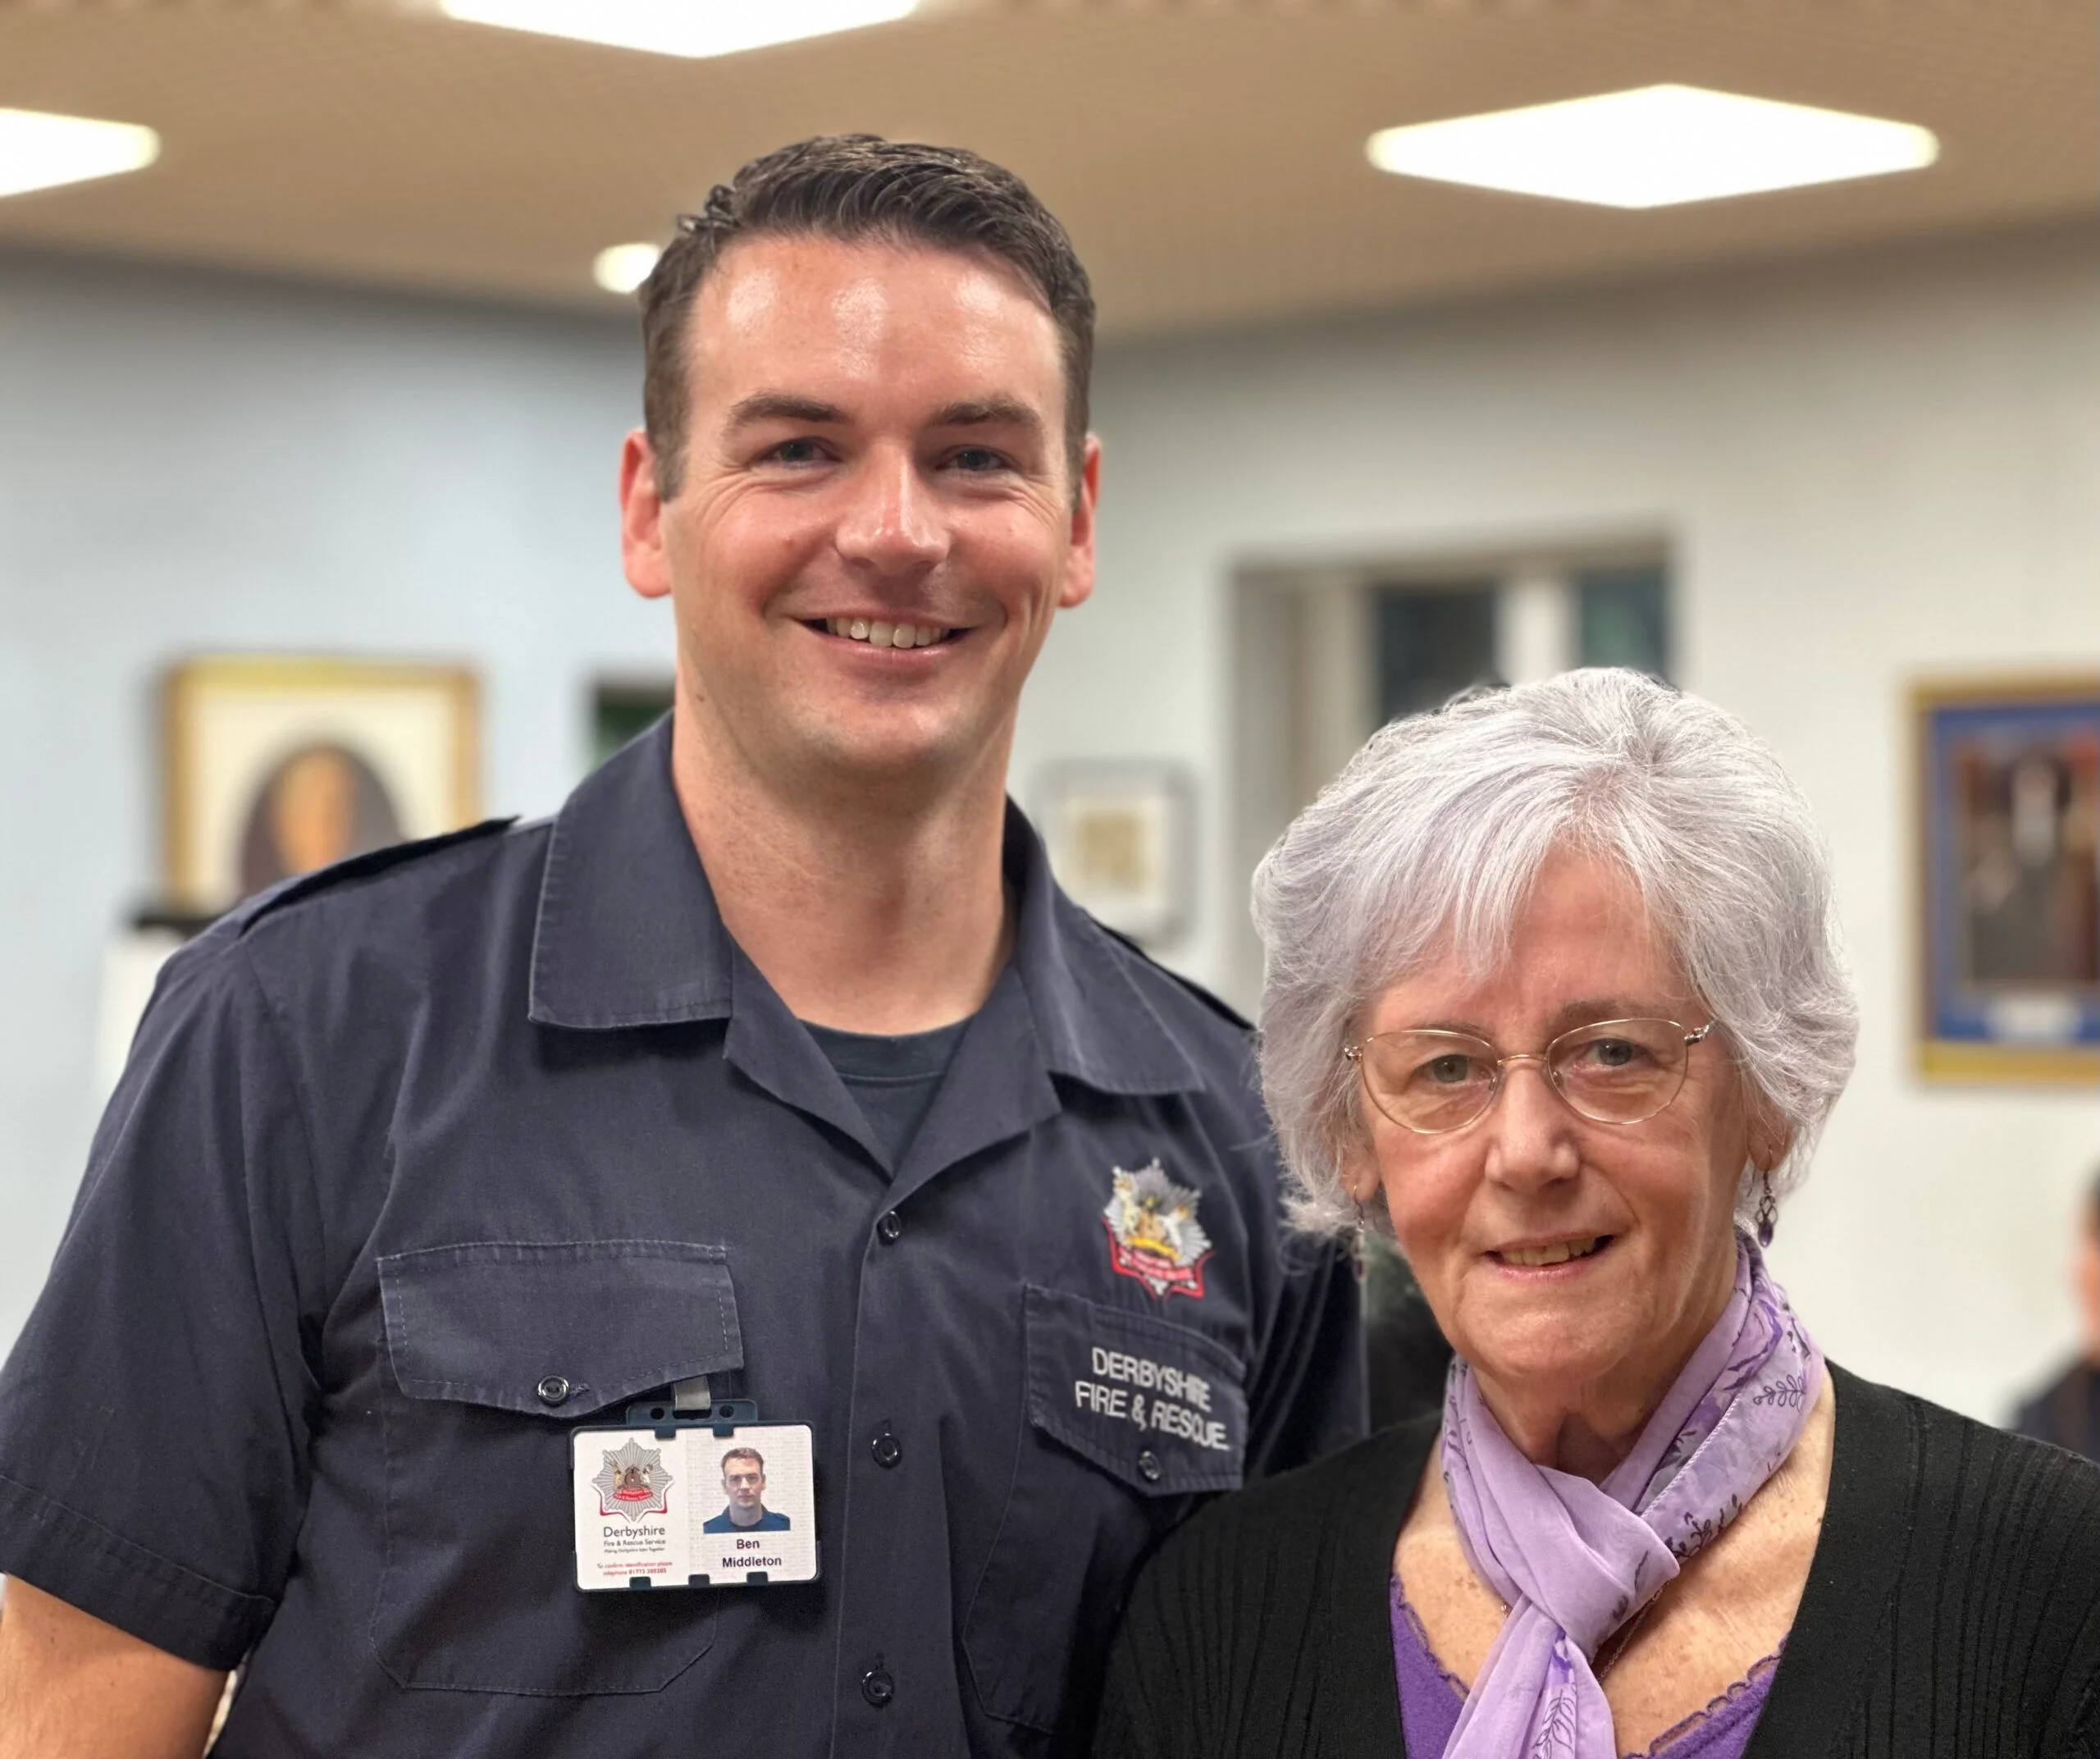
[0,720,1364,1757]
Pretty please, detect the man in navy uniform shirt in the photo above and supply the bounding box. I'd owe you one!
[0,136,1363,1757]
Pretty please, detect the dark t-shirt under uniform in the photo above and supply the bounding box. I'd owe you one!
[803,1017,970,1174]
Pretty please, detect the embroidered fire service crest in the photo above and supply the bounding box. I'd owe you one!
[1102,1160,1213,1300]
[591,1439,673,1524]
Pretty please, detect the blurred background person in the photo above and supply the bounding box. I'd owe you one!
[2014,1166,2100,1461]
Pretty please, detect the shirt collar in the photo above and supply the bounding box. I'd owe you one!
[529,718,1209,1099]
[528,719,733,1030]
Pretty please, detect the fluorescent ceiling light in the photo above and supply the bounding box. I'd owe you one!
[594,242,662,294]
[439,0,917,59]
[1367,85,1938,209]
[0,107,160,201]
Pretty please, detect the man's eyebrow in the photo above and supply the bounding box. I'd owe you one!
[932,398,1046,439]
[726,392,847,428]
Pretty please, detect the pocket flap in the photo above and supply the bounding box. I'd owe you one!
[1024,1284,1246,1496]
[378,1240,743,1417]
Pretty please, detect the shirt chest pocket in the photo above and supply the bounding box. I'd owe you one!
[964,1284,1248,1735]
[372,1240,744,1695]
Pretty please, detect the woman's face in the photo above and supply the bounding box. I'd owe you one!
[1351,850,1761,1419]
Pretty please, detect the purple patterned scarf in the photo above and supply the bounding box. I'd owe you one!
[1436,1234,1820,1759]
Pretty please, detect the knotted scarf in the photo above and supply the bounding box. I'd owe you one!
[1437,1234,1820,1759]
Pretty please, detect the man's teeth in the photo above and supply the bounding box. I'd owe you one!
[825,617,948,648]
[1498,1237,1604,1268]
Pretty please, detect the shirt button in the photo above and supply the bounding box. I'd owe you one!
[871,1426,902,1469]
[861,1665,896,1708]
[1136,1448,1162,1483]
[536,1375,572,1408]
[876,1210,904,1244]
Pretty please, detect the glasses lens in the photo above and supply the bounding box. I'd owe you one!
[1360,1031,1500,1133]
[1547,1019,1690,1123]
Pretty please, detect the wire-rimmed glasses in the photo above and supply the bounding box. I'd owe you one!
[1344,1018,1715,1136]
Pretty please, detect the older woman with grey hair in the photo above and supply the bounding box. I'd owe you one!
[1096,669,2100,1759]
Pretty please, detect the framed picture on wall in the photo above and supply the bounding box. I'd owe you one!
[1036,761,1196,949]
[1914,674,2099,1082]
[163,656,480,912]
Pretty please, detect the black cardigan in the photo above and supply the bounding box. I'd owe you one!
[1093,1365,2100,1758]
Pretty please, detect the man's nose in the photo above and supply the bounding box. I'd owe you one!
[1481,1058,1580,1192]
[834,445,947,577]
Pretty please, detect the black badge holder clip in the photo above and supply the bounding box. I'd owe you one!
[626,1374,760,1438]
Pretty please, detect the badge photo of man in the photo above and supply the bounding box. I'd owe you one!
[701,1446,791,1533]
[0,136,1364,1757]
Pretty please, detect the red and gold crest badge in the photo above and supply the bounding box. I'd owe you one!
[591,1438,673,1524]
[1102,1159,1212,1300]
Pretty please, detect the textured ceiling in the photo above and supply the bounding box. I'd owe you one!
[0,0,2093,336]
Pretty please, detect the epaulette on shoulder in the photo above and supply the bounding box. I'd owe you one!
[1093,921,1254,1033]
[231,817,518,932]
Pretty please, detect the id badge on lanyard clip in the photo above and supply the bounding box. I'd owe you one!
[571,1378,819,1592]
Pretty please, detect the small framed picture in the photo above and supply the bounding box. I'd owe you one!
[1037,761,1196,949]
[162,656,479,912]
[1914,674,2099,1082]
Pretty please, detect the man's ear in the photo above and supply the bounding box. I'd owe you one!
[1057,433,1102,611]
[619,429,672,602]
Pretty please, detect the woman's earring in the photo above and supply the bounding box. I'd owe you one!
[1754,1172,1778,1248]
[1348,1187,1376,1272]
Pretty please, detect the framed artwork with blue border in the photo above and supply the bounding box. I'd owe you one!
[1915,674,2099,1083]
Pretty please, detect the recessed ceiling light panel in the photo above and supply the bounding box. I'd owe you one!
[0,107,161,201]
[594,242,662,295]
[1367,85,1938,209]
[439,0,917,59]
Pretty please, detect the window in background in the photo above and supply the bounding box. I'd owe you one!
[1577,562,1671,678]
[1373,581,1501,723]
[1230,545,1669,1011]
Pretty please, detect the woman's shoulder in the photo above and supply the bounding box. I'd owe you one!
[1829,1361,2100,1541]
[1766,1364,2100,1751]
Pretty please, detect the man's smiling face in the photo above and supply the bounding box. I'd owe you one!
[622,234,1098,802]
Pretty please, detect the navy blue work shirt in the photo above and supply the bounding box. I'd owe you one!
[0,721,1364,1757]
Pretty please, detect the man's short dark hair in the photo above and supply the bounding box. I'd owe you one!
[639,135,1095,499]
[721,1446,765,1474]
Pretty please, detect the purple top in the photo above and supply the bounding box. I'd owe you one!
[1390,1579,1778,1759]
